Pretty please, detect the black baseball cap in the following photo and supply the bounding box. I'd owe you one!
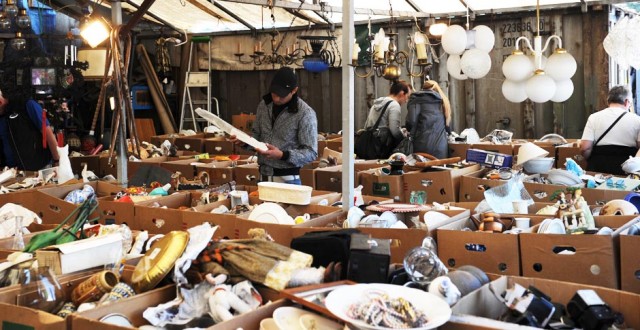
[269,67,298,97]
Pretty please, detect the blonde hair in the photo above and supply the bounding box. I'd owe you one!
[423,80,451,126]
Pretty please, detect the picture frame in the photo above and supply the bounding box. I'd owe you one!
[77,48,109,79]
[280,280,355,318]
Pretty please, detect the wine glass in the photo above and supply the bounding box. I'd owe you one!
[17,266,66,314]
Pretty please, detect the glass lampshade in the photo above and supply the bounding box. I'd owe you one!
[472,25,495,53]
[550,79,574,102]
[0,14,11,31]
[428,23,448,36]
[502,51,534,82]
[16,9,30,29]
[446,54,468,80]
[502,79,528,103]
[460,48,491,79]
[525,71,556,103]
[442,25,467,55]
[4,0,18,17]
[546,49,577,81]
[11,32,26,51]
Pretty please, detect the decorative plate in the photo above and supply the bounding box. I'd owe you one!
[366,203,431,213]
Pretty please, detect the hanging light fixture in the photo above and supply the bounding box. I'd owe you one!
[4,0,18,17]
[15,8,30,29]
[501,0,577,103]
[427,18,448,37]
[441,6,494,80]
[352,6,431,80]
[0,13,11,31]
[10,31,26,51]
[80,17,109,48]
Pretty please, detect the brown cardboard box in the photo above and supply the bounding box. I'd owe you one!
[293,209,470,264]
[620,223,640,293]
[173,134,205,152]
[300,161,319,187]
[69,155,101,177]
[523,180,607,205]
[315,161,385,193]
[359,168,409,202]
[448,143,471,159]
[162,158,232,181]
[231,113,256,134]
[437,221,521,276]
[556,145,587,169]
[519,216,639,289]
[71,285,177,329]
[36,234,123,275]
[326,138,342,152]
[133,193,192,233]
[458,169,508,202]
[404,164,480,203]
[150,133,185,147]
[34,181,124,224]
[187,199,239,240]
[98,154,118,177]
[316,140,327,160]
[208,299,292,330]
[444,275,640,330]
[195,161,236,186]
[234,163,260,186]
[204,137,234,155]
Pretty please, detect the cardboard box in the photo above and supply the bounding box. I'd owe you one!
[458,169,509,202]
[519,217,638,289]
[231,113,256,134]
[620,225,640,293]
[466,148,513,169]
[162,158,229,181]
[204,137,234,155]
[470,143,514,156]
[293,208,470,264]
[437,220,522,276]
[173,134,205,152]
[448,143,471,159]
[234,163,260,186]
[556,145,587,169]
[150,133,185,147]
[195,161,236,186]
[315,161,385,193]
[36,234,123,275]
[359,168,409,202]
[523,180,607,205]
[445,275,640,330]
[69,155,101,177]
[187,200,239,240]
[326,138,342,152]
[404,164,480,203]
[133,193,192,233]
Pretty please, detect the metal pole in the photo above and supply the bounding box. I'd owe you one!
[112,1,128,185]
[341,0,355,211]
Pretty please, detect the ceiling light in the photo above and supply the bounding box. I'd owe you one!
[428,22,448,36]
[80,18,109,48]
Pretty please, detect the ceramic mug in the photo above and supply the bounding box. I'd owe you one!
[512,200,528,214]
[514,217,531,229]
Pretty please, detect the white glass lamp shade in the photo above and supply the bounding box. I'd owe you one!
[10,32,26,51]
[550,79,574,102]
[502,79,528,103]
[460,48,491,79]
[472,25,495,52]
[0,15,11,31]
[447,54,468,80]
[442,25,467,55]
[546,50,577,81]
[428,23,448,36]
[503,51,534,82]
[81,19,109,48]
[525,71,556,103]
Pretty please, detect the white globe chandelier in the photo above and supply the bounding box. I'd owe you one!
[441,7,495,80]
[501,0,577,103]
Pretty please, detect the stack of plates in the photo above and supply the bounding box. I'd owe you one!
[547,169,583,186]
[537,218,566,234]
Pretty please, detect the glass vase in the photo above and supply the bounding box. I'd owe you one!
[17,266,65,314]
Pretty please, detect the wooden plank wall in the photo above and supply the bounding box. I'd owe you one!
[206,7,610,139]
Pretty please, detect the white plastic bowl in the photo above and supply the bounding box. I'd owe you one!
[523,157,555,174]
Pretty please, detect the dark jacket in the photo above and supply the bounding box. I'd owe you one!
[406,90,448,159]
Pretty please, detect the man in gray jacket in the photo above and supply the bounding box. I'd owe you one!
[231,67,317,184]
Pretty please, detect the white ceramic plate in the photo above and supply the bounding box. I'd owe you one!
[99,313,133,327]
[325,283,451,330]
[248,202,294,225]
[273,306,312,330]
[299,313,342,330]
[544,219,566,234]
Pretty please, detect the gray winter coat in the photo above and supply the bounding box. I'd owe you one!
[363,96,404,143]
[406,90,448,159]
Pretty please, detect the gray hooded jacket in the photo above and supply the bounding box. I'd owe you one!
[363,96,403,143]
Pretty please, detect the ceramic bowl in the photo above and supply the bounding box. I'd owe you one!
[523,157,555,174]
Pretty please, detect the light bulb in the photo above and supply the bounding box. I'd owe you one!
[525,70,556,103]
[546,49,577,81]
[502,51,534,82]
[446,54,467,80]
[502,79,528,103]
[80,19,109,48]
[460,48,491,79]
[351,39,360,62]
[428,23,448,36]
[0,14,11,31]
[11,32,26,51]
[16,9,30,29]
[442,25,467,55]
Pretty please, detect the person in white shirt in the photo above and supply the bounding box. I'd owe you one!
[580,85,640,175]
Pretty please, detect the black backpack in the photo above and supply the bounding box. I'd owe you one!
[355,101,394,160]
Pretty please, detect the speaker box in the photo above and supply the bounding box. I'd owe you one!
[347,233,390,283]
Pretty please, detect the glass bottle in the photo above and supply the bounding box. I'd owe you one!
[403,237,447,286]
[17,266,66,313]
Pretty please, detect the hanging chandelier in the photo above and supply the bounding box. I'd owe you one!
[501,0,577,103]
[351,8,431,81]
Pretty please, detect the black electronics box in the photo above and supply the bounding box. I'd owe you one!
[347,233,390,283]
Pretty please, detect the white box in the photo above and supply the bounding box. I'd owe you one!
[36,234,123,275]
